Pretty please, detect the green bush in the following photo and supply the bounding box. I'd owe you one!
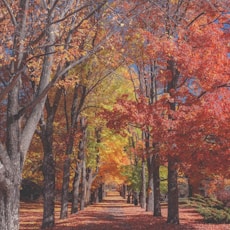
[188,194,230,224]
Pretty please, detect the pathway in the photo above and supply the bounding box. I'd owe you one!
[51,191,229,230]
[20,191,230,230]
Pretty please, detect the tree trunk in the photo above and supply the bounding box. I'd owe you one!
[61,85,87,218]
[95,187,99,203]
[41,134,55,228]
[167,156,179,224]
[0,1,27,229]
[121,184,127,199]
[146,155,154,211]
[60,156,71,219]
[98,183,105,202]
[2,77,21,230]
[98,184,103,202]
[127,189,132,203]
[0,178,20,230]
[80,159,86,210]
[166,58,180,224]
[85,168,93,206]
[40,87,63,228]
[140,158,146,209]
[71,126,84,213]
[153,153,161,216]
[71,161,82,214]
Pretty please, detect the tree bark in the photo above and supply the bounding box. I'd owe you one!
[41,138,55,228]
[166,59,180,224]
[121,184,127,199]
[95,187,99,203]
[71,161,82,214]
[153,153,161,216]
[146,155,154,211]
[85,168,93,206]
[60,85,86,218]
[60,156,71,219]
[0,184,20,230]
[140,158,146,209]
[40,113,56,228]
[0,0,28,226]
[1,75,21,230]
[40,88,63,228]
[167,156,179,224]
[60,115,75,218]
[98,183,105,202]
[71,117,87,212]
[80,159,86,210]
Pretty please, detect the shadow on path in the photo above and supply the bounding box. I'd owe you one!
[20,191,230,230]
[52,191,198,230]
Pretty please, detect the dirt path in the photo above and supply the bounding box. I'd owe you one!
[20,191,230,230]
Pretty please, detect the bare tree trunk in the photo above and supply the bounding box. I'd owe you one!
[0,182,20,230]
[41,131,55,228]
[85,168,93,206]
[167,156,179,224]
[95,187,99,203]
[60,156,71,219]
[0,1,27,229]
[121,184,127,199]
[40,87,63,228]
[71,117,87,212]
[146,155,154,211]
[60,85,86,218]
[1,74,21,230]
[84,127,101,205]
[166,59,180,224]
[153,153,161,216]
[80,159,86,210]
[98,183,105,202]
[140,157,146,209]
[71,161,82,214]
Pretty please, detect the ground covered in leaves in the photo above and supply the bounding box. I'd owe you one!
[20,191,230,230]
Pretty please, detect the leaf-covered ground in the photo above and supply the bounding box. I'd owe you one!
[20,191,230,230]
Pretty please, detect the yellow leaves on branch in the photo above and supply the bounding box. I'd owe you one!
[57,75,79,89]
[170,0,179,4]
[96,130,130,184]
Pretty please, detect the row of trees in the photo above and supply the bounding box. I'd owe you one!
[102,0,230,225]
[22,71,132,227]
[0,0,229,229]
[0,0,129,229]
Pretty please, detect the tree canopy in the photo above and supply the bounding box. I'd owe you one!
[0,0,229,229]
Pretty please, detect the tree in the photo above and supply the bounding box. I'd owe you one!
[0,0,118,229]
[39,86,64,228]
[60,31,127,218]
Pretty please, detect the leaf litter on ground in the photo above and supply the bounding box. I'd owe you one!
[20,191,230,230]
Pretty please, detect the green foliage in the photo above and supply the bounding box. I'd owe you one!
[121,164,169,194]
[86,129,100,170]
[121,162,142,191]
[188,194,230,224]
[160,166,168,194]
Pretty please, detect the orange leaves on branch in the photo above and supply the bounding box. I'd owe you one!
[177,22,229,89]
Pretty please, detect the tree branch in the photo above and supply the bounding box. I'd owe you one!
[2,0,17,26]
[0,66,27,102]
[186,12,205,28]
